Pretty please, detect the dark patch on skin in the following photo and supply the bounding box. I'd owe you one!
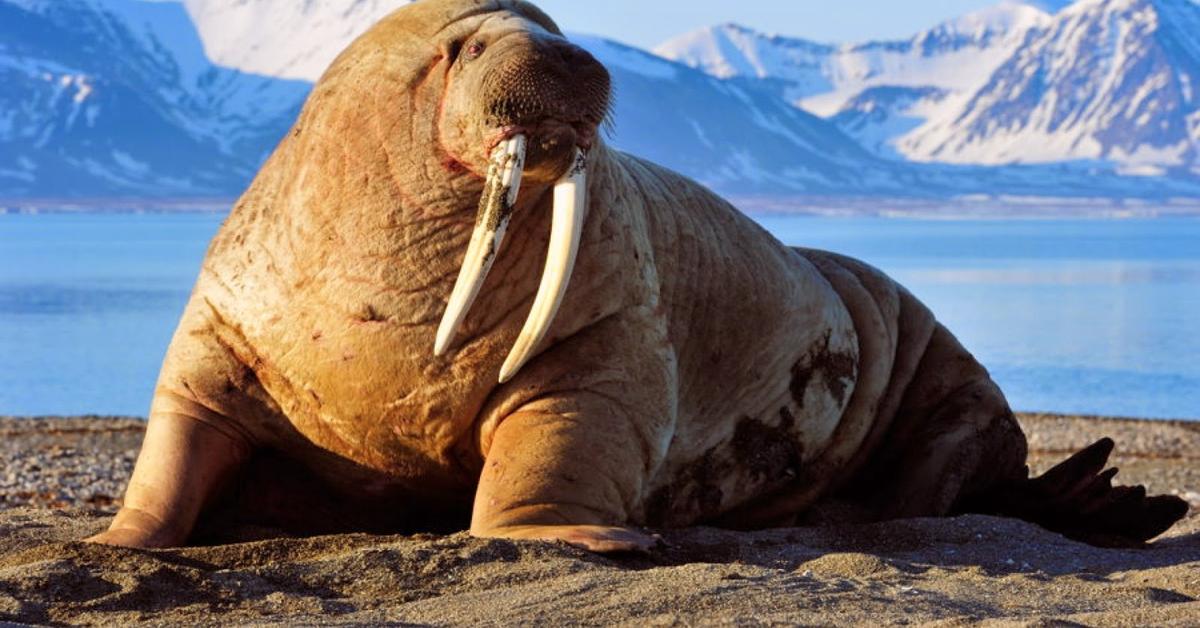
[732,415,803,484]
[643,485,671,526]
[646,412,806,527]
[820,351,856,405]
[779,406,797,432]
[645,449,726,527]
[692,452,726,516]
[790,362,813,408]
[790,331,858,408]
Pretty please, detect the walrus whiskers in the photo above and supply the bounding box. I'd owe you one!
[434,134,527,357]
[499,149,588,383]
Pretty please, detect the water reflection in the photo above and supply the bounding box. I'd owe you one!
[758,216,1200,420]
[1,213,1197,419]
[897,263,1200,286]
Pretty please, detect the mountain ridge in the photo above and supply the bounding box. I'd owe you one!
[657,0,1200,177]
[2,0,1197,202]
[0,0,309,196]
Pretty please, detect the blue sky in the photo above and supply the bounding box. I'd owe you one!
[533,0,1003,48]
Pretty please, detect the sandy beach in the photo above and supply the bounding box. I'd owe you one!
[1,413,1197,626]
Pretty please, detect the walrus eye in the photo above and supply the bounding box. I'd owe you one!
[464,40,486,61]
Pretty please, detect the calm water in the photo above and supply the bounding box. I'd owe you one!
[1,213,1198,419]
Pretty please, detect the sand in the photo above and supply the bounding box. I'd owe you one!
[0,413,1197,626]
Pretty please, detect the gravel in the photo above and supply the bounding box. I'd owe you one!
[0,416,143,512]
[2,413,1196,513]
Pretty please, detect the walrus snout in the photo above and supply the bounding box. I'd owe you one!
[476,32,610,161]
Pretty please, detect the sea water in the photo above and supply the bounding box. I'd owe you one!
[1,213,1197,419]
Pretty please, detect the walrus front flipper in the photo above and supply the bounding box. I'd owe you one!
[962,438,1189,547]
[85,293,271,548]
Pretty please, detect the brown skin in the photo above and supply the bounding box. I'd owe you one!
[88,0,1186,552]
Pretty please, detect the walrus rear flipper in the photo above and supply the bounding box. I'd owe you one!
[960,438,1189,547]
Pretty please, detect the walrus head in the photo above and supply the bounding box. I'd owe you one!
[311,1,609,382]
[435,2,610,182]
[426,2,611,382]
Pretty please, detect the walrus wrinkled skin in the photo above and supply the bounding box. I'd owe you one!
[89,0,1187,552]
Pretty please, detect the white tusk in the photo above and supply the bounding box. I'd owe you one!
[499,149,588,383]
[434,135,527,356]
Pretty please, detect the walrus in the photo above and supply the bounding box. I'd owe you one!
[88,0,1187,552]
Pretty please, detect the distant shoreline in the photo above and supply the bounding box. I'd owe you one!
[5,196,1200,218]
[0,198,235,214]
[5,411,1197,424]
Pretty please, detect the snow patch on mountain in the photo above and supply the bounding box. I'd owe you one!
[0,0,309,195]
[572,37,909,195]
[658,0,1200,176]
[900,0,1200,172]
[655,2,1057,166]
[656,2,1051,117]
[182,0,409,81]
[830,86,950,159]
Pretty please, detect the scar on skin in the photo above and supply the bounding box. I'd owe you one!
[355,304,389,323]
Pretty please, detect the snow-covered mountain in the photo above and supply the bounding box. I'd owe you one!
[175,0,919,195]
[181,0,406,81]
[656,2,1057,161]
[656,2,1050,117]
[0,0,310,196]
[572,36,924,196]
[902,0,1200,176]
[657,0,1200,177]
[2,0,1198,201]
[0,0,920,198]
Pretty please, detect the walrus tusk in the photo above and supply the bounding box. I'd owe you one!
[434,135,527,356]
[499,149,588,384]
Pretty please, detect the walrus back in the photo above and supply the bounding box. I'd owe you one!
[576,149,1186,543]
[775,250,1186,546]
[604,150,1023,525]
[792,248,1028,503]
[705,246,1029,527]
